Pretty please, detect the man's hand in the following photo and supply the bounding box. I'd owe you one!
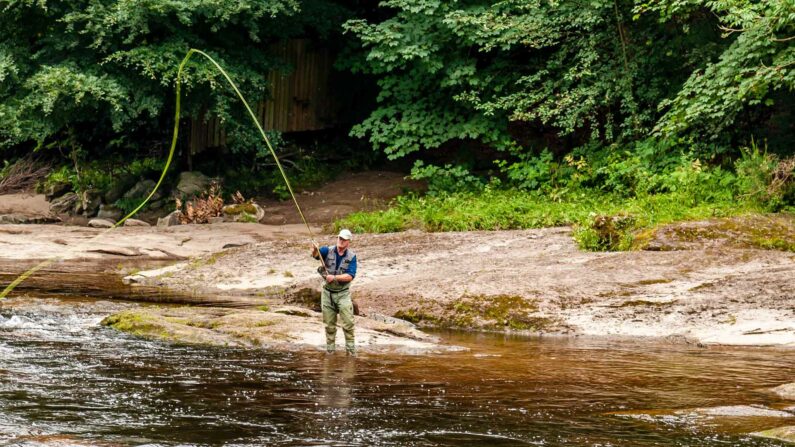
[311,242,320,258]
[325,274,336,283]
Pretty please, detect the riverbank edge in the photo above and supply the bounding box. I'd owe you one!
[1,215,793,349]
[115,218,794,349]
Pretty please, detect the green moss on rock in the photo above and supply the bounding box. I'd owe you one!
[224,204,257,215]
[394,294,557,332]
[752,426,795,443]
[101,310,176,341]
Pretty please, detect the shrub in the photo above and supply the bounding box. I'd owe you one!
[0,156,50,194]
[410,161,484,196]
[176,182,224,224]
[735,142,795,211]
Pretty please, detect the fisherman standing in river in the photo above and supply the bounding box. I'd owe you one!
[312,229,357,355]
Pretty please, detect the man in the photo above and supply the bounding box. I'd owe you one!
[312,229,357,355]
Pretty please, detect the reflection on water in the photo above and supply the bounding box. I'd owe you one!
[0,297,793,446]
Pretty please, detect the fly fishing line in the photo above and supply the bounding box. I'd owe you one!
[1,48,324,300]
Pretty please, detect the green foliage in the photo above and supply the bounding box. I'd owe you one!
[336,144,789,250]
[734,141,795,211]
[0,0,353,155]
[497,149,554,192]
[641,0,795,140]
[42,156,165,194]
[410,161,484,196]
[343,0,729,157]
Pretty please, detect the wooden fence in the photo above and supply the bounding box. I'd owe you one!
[189,39,337,154]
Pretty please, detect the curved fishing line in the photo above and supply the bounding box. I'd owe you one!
[185,49,327,273]
[1,48,322,300]
[186,49,316,240]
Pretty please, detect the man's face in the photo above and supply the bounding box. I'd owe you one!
[336,237,350,251]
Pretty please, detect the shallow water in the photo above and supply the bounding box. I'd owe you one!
[1,297,793,446]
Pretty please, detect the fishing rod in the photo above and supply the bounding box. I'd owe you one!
[0,48,328,300]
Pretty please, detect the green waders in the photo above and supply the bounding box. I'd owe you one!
[321,287,355,354]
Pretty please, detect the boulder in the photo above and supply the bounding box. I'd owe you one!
[124,218,151,227]
[49,192,79,215]
[79,189,102,217]
[222,203,263,223]
[157,210,181,227]
[176,171,211,197]
[207,216,225,224]
[97,204,123,221]
[44,181,72,201]
[88,218,115,228]
[123,179,160,201]
[103,174,136,204]
[148,198,167,210]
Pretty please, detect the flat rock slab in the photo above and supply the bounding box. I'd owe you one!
[681,405,794,418]
[87,246,141,257]
[611,404,795,440]
[124,218,151,227]
[772,383,795,400]
[752,425,795,443]
[101,305,460,354]
[611,405,795,422]
[0,213,59,224]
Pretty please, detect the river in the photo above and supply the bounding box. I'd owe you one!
[1,295,793,446]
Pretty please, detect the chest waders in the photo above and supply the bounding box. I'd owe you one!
[320,246,356,354]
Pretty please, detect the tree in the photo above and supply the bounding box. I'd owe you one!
[642,0,795,142]
[0,0,351,157]
[343,0,724,159]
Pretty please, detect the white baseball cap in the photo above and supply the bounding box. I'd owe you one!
[338,229,353,240]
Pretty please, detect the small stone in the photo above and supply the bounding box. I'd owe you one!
[88,246,140,256]
[222,242,249,249]
[122,275,144,285]
[124,218,151,227]
[87,218,115,228]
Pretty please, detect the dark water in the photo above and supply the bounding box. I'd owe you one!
[1,297,793,446]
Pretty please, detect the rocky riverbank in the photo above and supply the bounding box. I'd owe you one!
[2,210,791,348]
